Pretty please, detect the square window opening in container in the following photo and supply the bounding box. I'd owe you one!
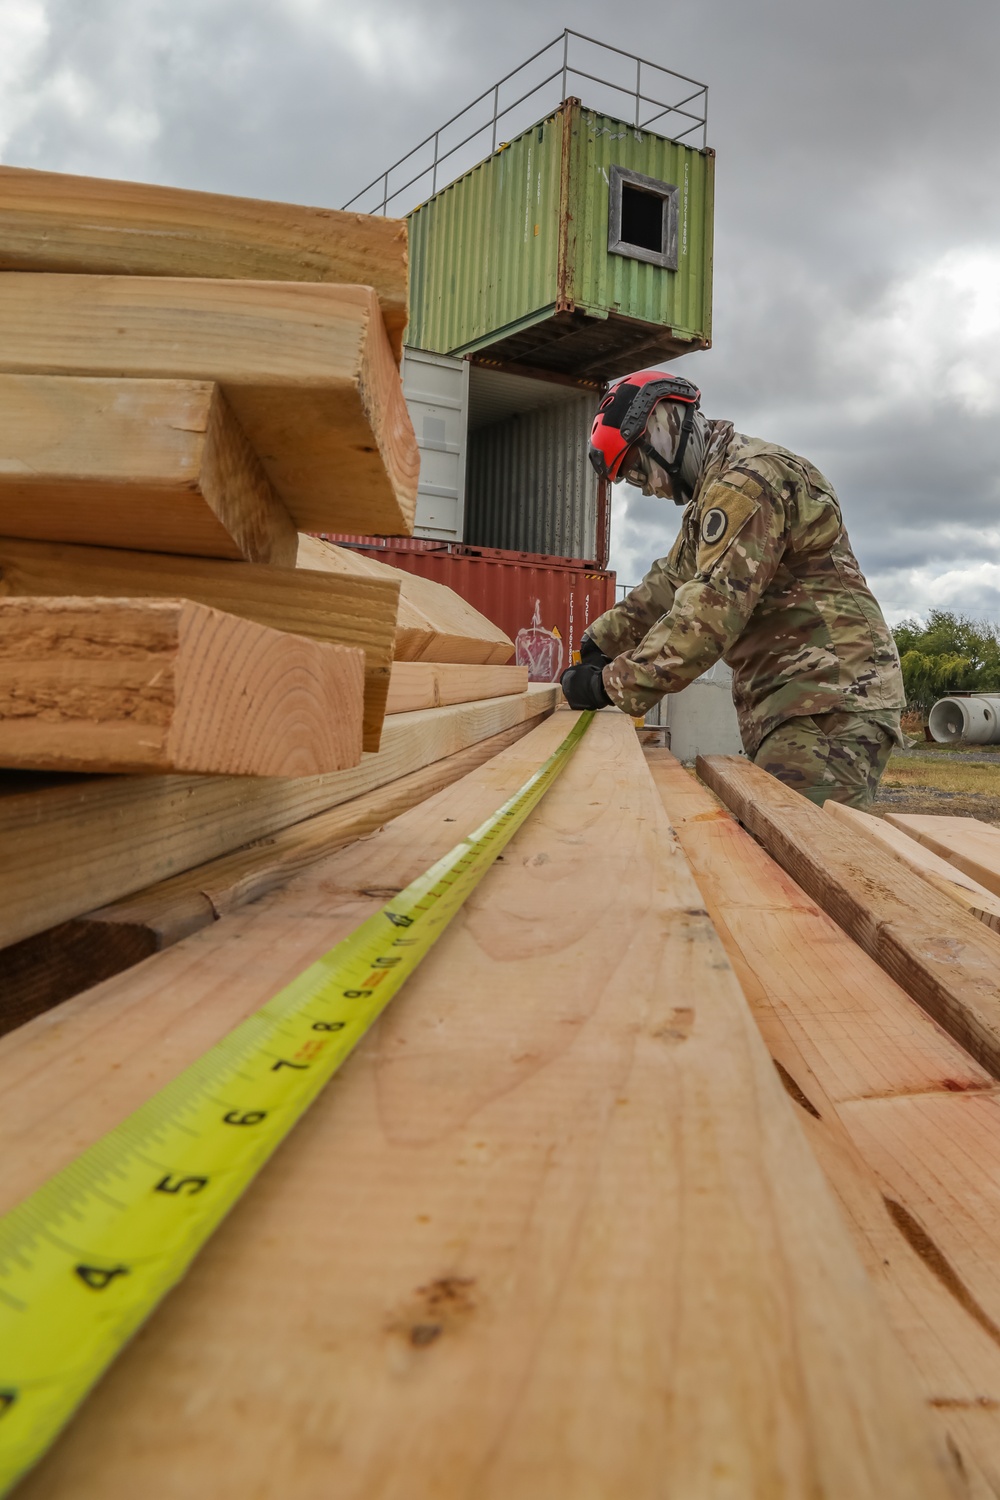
[607,165,679,270]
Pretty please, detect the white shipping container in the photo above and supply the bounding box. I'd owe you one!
[402,347,469,541]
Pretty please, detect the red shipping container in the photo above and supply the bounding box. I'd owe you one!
[321,538,616,684]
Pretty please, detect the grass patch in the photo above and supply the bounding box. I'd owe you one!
[884,755,1000,795]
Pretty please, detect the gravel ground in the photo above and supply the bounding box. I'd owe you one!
[895,745,1000,765]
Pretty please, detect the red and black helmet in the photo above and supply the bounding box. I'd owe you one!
[589,369,701,484]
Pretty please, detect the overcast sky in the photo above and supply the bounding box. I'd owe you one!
[2,0,998,623]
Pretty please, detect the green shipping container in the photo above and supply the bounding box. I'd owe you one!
[406,98,714,381]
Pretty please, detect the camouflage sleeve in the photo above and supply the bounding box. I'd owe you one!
[603,470,785,717]
[586,520,695,657]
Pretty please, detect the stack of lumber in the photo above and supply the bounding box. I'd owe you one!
[0,165,542,1032]
[8,707,1000,1490]
[0,165,428,774]
[0,714,963,1498]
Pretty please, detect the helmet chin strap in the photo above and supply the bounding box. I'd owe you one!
[640,401,698,501]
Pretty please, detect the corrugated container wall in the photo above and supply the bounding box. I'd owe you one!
[465,391,598,559]
[321,538,615,683]
[406,99,714,379]
[407,115,564,358]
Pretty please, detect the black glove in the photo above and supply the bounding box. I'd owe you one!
[560,661,612,710]
[579,633,612,668]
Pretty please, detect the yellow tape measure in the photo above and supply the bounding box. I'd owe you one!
[0,711,593,1494]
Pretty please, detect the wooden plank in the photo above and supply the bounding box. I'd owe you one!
[0,536,399,752]
[386,662,528,714]
[886,814,1000,902]
[0,718,545,1035]
[0,596,364,775]
[834,1089,1000,1495]
[648,748,1000,1492]
[299,535,514,664]
[698,753,1000,1079]
[0,274,418,535]
[0,164,409,361]
[0,683,558,949]
[0,375,298,564]
[828,802,1000,932]
[0,714,959,1498]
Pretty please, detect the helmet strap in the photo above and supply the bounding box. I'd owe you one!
[640,401,698,495]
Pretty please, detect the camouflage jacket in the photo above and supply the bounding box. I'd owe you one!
[589,421,905,755]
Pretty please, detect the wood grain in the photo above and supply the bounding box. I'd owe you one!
[0,275,418,535]
[0,375,297,563]
[386,662,527,714]
[887,814,1000,902]
[649,748,1000,1493]
[0,683,558,949]
[299,536,514,664]
[0,164,408,361]
[699,753,1000,1079]
[0,714,959,1498]
[0,717,546,1035]
[828,802,1000,932]
[0,596,365,775]
[0,535,399,752]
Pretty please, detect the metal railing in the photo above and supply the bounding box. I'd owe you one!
[343,29,708,217]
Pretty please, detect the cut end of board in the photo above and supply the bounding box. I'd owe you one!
[0,375,299,566]
[0,595,366,776]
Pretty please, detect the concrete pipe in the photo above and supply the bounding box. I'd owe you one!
[928,695,1000,745]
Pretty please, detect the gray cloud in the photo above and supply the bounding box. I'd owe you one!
[2,0,998,627]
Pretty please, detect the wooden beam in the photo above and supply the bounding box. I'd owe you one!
[0,714,957,1497]
[386,663,528,714]
[886,814,1000,902]
[0,274,418,535]
[0,718,546,1035]
[648,749,1000,1488]
[0,596,364,775]
[827,801,1000,932]
[698,754,1000,1078]
[0,683,558,949]
[0,376,298,564]
[0,164,408,361]
[0,536,399,752]
[299,536,514,664]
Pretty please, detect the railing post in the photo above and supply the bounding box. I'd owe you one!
[561,30,569,100]
[432,131,440,194]
[492,83,499,152]
[382,170,388,216]
[635,59,641,126]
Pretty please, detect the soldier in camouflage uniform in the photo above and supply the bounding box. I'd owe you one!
[562,371,905,809]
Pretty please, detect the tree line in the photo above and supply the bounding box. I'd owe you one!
[892,611,1000,713]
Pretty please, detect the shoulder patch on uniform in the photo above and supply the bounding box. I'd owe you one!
[695,482,761,572]
[701,506,729,546]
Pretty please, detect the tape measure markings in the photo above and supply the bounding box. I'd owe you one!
[0,709,593,1496]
